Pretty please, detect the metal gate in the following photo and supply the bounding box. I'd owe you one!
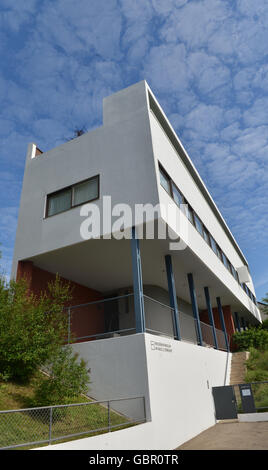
[213,381,268,419]
[212,385,237,420]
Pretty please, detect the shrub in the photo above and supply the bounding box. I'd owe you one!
[233,328,268,351]
[261,318,268,331]
[32,346,89,407]
[0,275,71,382]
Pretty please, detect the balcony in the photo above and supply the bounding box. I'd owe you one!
[65,293,230,351]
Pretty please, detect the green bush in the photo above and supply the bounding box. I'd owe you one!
[261,318,268,331]
[0,275,71,382]
[245,348,268,382]
[32,346,89,407]
[233,328,268,351]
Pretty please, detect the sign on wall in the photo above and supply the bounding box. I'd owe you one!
[150,341,172,353]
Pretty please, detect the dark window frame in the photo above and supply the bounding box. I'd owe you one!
[171,180,184,207]
[159,163,172,197]
[203,225,211,246]
[45,174,100,218]
[193,212,204,237]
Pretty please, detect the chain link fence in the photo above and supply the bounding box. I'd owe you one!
[0,396,146,450]
[232,381,268,414]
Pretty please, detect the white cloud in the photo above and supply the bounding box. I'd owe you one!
[152,0,188,16]
[143,43,189,92]
[161,0,230,48]
[243,98,268,127]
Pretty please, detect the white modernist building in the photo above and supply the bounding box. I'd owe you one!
[12,81,261,449]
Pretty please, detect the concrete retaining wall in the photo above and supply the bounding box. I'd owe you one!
[36,333,231,450]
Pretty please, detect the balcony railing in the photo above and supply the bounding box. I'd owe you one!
[65,294,229,351]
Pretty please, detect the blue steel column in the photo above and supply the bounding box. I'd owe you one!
[241,316,246,331]
[131,227,145,333]
[216,297,229,352]
[165,255,181,341]
[234,312,241,332]
[204,287,218,349]
[187,273,203,346]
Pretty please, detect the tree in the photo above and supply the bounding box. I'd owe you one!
[0,274,71,382]
[261,292,268,317]
[233,327,268,351]
[32,346,89,406]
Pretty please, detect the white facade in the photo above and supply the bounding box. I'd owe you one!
[13,81,261,449]
[12,80,260,324]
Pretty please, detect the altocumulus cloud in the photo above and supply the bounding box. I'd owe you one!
[0,0,267,298]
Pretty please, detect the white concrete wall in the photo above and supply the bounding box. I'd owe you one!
[143,333,231,449]
[41,333,231,450]
[238,412,268,422]
[71,333,152,421]
[12,81,158,277]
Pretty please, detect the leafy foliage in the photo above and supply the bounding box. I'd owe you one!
[32,346,89,407]
[261,318,268,331]
[233,327,268,352]
[0,275,71,382]
[245,348,268,386]
[261,292,268,317]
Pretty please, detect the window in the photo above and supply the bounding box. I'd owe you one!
[186,203,194,224]
[230,264,237,280]
[46,175,99,217]
[47,187,72,217]
[193,213,204,236]
[203,226,210,245]
[216,245,223,261]
[209,235,218,255]
[171,182,184,207]
[73,177,99,206]
[159,166,171,196]
[222,252,231,272]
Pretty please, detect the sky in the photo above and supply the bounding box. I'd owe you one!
[0,0,267,300]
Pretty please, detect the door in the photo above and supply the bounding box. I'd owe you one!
[212,385,237,420]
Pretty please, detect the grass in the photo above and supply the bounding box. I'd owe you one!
[0,373,136,450]
[236,348,268,413]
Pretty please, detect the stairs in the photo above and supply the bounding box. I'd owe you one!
[230,351,249,385]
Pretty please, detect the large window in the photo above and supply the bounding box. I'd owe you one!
[46,175,99,217]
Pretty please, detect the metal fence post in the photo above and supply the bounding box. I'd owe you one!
[67,308,71,344]
[49,407,53,444]
[143,397,146,422]
[108,401,111,432]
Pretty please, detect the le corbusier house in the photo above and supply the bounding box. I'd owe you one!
[12,81,261,449]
